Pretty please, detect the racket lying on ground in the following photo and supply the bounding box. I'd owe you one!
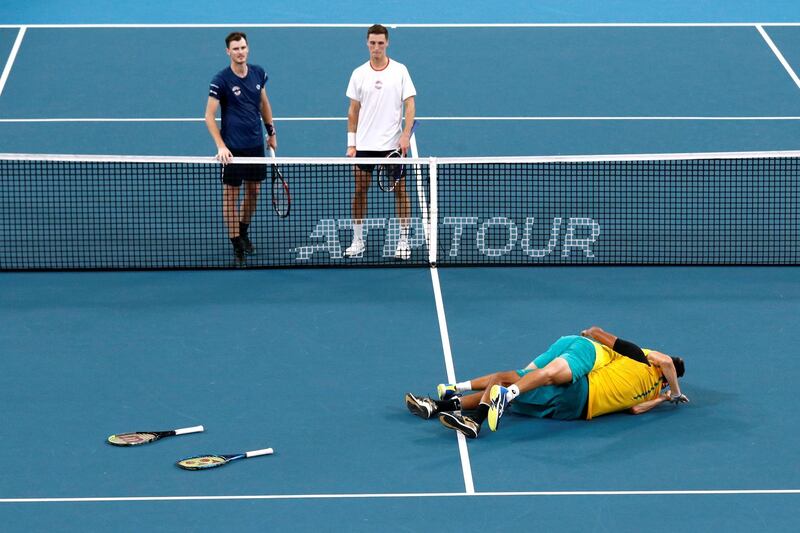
[268,147,291,218]
[177,447,274,470]
[377,119,419,192]
[107,425,204,446]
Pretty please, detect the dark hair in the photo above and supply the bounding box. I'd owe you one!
[367,24,389,39]
[671,356,685,378]
[226,32,248,48]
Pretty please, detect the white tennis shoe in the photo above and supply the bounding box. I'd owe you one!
[344,238,365,258]
[395,238,411,260]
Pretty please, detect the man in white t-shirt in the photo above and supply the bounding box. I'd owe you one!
[345,24,417,259]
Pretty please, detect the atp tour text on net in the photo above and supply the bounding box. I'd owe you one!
[294,216,601,260]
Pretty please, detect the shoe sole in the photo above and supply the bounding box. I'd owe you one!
[487,385,506,432]
[405,394,432,419]
[439,413,478,439]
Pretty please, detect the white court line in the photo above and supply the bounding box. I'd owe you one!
[429,268,475,494]
[756,25,800,91]
[0,26,25,98]
[2,489,799,503]
[2,23,800,29]
[3,116,800,123]
[411,128,475,495]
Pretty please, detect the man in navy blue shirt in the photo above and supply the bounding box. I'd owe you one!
[205,32,277,265]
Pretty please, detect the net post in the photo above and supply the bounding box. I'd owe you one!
[428,157,438,267]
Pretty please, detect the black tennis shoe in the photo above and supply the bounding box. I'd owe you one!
[405,393,436,419]
[439,412,481,439]
[241,235,255,255]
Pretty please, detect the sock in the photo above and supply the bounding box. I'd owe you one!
[239,222,249,238]
[400,224,409,241]
[472,403,490,425]
[353,223,363,242]
[507,384,520,401]
[456,381,471,393]
[435,397,461,413]
[230,236,242,250]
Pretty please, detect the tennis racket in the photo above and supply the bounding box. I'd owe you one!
[177,447,274,470]
[377,120,418,192]
[268,147,291,218]
[107,425,204,447]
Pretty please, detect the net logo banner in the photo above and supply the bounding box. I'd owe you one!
[295,216,601,261]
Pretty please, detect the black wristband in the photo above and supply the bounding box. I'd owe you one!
[265,123,275,136]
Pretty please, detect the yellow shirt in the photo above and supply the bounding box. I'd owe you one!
[588,339,620,371]
[586,349,663,419]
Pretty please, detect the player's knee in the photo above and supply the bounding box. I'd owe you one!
[543,359,571,385]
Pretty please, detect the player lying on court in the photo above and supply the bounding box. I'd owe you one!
[405,326,688,438]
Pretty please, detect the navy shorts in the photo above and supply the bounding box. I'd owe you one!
[355,149,394,173]
[221,145,266,187]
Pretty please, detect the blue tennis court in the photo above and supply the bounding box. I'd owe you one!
[1,2,799,531]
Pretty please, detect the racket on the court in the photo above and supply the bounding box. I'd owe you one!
[268,147,291,218]
[107,425,204,447]
[177,447,274,470]
[377,120,419,192]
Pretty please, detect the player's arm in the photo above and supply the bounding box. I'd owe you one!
[346,98,360,157]
[260,88,277,150]
[629,393,669,415]
[581,326,617,347]
[582,326,648,364]
[205,96,232,164]
[647,351,687,402]
[399,96,415,155]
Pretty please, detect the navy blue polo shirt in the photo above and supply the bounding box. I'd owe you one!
[209,64,268,150]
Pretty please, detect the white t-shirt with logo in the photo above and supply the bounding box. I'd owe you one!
[346,59,416,151]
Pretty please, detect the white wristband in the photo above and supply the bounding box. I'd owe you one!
[347,132,356,147]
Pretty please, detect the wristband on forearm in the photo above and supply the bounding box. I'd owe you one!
[347,132,356,147]
[265,123,276,136]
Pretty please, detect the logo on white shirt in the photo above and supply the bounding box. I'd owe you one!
[374,80,383,90]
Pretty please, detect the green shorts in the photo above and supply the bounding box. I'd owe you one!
[530,335,597,383]
[510,368,589,420]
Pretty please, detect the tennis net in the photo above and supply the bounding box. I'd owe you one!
[1,151,798,270]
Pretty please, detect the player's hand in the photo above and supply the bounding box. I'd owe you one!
[346,146,357,157]
[668,393,690,404]
[266,135,277,151]
[399,133,411,156]
[216,146,233,164]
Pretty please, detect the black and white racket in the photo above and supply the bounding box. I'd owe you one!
[107,425,204,446]
[177,447,274,470]
[268,147,291,218]
[377,120,419,192]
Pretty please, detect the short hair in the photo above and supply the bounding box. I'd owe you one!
[367,24,389,39]
[226,32,248,48]
[671,356,685,378]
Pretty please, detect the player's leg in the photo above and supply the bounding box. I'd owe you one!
[394,177,411,259]
[437,369,519,400]
[222,181,245,265]
[239,180,261,254]
[437,371,520,438]
[346,165,372,257]
[487,360,572,432]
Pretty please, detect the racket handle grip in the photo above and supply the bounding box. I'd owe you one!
[175,425,204,435]
[268,147,276,158]
[246,448,274,458]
